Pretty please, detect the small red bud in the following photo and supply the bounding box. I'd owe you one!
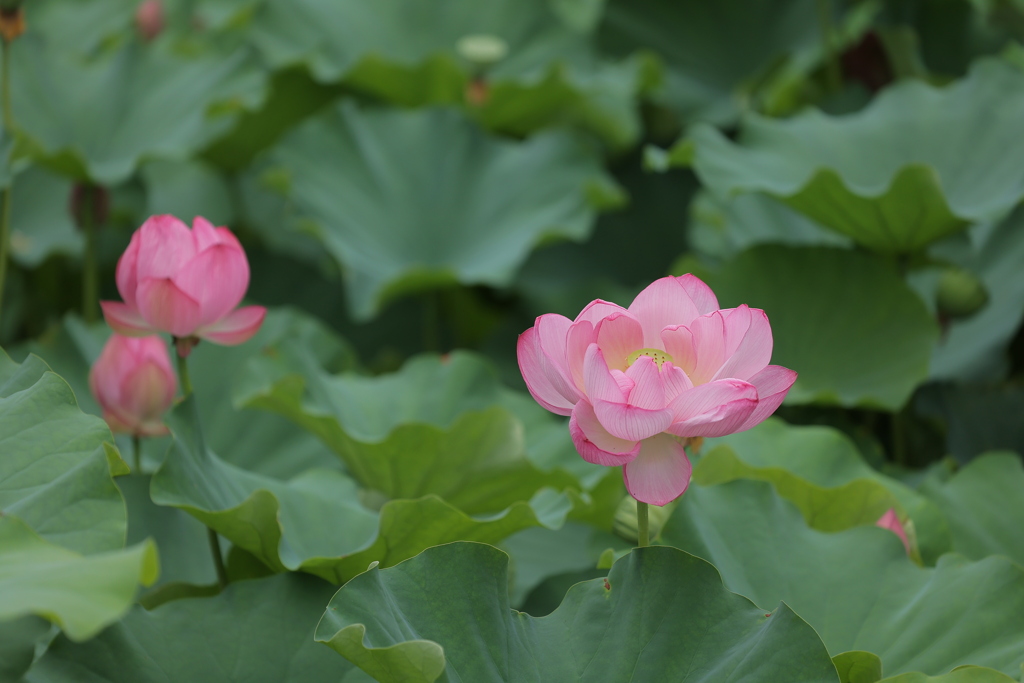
[0,7,25,42]
[465,78,489,107]
[135,0,164,41]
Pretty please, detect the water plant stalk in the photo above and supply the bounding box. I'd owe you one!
[81,188,98,323]
[0,39,13,322]
[132,434,141,474]
[636,500,649,548]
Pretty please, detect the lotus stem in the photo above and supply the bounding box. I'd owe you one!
[176,350,193,397]
[816,0,843,92]
[132,434,141,473]
[81,188,98,324]
[636,500,649,548]
[0,40,12,323]
[207,528,228,589]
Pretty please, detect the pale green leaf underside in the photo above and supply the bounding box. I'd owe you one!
[0,516,157,641]
[688,59,1024,252]
[258,102,620,319]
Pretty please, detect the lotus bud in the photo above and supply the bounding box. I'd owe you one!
[456,34,508,69]
[69,184,110,231]
[0,4,24,42]
[614,495,674,544]
[89,334,177,437]
[875,508,911,556]
[135,0,164,41]
[936,267,988,319]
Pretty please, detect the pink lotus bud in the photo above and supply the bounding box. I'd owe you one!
[89,334,177,436]
[517,275,797,507]
[135,0,163,41]
[876,508,911,555]
[100,215,266,356]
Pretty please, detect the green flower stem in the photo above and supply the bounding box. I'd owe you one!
[636,500,649,548]
[175,350,227,587]
[176,350,193,397]
[132,434,141,474]
[0,39,13,323]
[207,528,228,589]
[80,188,98,324]
[816,0,842,92]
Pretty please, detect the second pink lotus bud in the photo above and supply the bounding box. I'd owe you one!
[135,0,164,41]
[89,334,177,436]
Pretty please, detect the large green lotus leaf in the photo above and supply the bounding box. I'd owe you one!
[0,515,157,642]
[31,572,365,682]
[686,59,1024,252]
[14,309,349,479]
[661,480,1024,677]
[702,419,951,563]
[246,0,646,147]
[151,397,571,584]
[686,190,850,262]
[256,102,622,320]
[0,349,126,554]
[141,158,234,228]
[7,166,81,268]
[925,207,1024,382]
[10,33,265,184]
[315,541,840,683]
[238,350,591,513]
[880,669,1018,683]
[918,452,1024,567]
[597,0,867,125]
[710,246,939,409]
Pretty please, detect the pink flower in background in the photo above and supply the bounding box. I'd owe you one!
[518,274,797,506]
[90,334,177,436]
[101,215,266,356]
[876,508,912,555]
[135,0,164,41]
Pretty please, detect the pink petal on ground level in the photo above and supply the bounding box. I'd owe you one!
[677,274,719,315]
[569,401,640,466]
[714,307,773,383]
[136,277,202,338]
[687,311,728,385]
[668,379,758,437]
[623,434,693,506]
[575,299,627,325]
[595,312,644,372]
[518,327,576,416]
[173,243,250,327]
[628,277,702,348]
[134,215,196,280]
[735,365,798,432]
[623,356,667,410]
[114,230,142,309]
[661,325,696,376]
[876,508,911,555]
[198,305,267,346]
[100,301,155,337]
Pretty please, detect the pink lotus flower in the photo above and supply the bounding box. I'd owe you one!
[876,508,911,555]
[90,334,177,436]
[101,215,266,356]
[518,275,797,506]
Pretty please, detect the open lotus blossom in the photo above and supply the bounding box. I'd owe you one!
[101,215,266,356]
[518,275,797,506]
[876,508,912,555]
[90,334,177,436]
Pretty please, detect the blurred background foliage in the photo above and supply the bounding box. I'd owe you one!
[4,0,1024,679]
[4,0,1023,469]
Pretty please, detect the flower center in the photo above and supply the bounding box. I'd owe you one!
[626,348,674,369]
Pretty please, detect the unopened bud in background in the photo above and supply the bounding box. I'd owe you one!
[135,0,164,41]
[936,267,988,319]
[89,334,177,437]
[0,0,24,42]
